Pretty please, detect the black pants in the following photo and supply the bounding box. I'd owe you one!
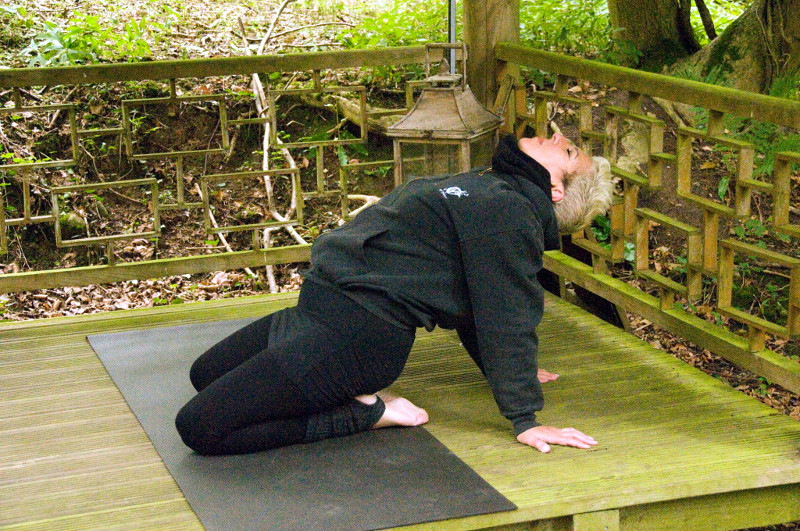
[175,282,416,455]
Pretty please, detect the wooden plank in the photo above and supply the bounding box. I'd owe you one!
[0,47,427,88]
[0,499,200,531]
[463,0,519,107]
[573,510,619,531]
[390,295,800,529]
[0,291,299,339]
[620,484,800,530]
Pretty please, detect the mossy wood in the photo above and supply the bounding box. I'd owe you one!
[3,292,800,529]
[0,47,428,87]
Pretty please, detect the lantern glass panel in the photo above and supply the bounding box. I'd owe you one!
[396,132,497,183]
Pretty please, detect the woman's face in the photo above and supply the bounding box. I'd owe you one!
[518,133,593,202]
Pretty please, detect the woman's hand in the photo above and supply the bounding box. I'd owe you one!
[517,425,597,453]
[537,368,559,383]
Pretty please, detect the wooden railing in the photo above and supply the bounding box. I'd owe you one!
[0,47,426,293]
[495,43,800,394]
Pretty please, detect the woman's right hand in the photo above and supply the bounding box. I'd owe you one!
[516,425,597,453]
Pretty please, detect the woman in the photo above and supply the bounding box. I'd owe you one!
[176,133,613,455]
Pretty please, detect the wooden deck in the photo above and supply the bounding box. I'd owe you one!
[2,291,800,530]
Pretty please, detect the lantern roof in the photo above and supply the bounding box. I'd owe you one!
[387,85,503,141]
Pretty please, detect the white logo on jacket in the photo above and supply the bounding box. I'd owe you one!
[439,186,469,198]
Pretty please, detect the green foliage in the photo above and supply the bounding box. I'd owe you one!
[519,0,640,65]
[725,116,800,179]
[717,174,730,201]
[19,13,153,66]
[590,214,635,263]
[669,69,800,182]
[733,218,768,240]
[0,5,35,47]
[590,213,611,242]
[669,63,732,90]
[337,1,446,49]
[689,0,746,46]
[337,0,446,85]
[769,70,800,101]
[520,0,608,57]
[732,256,790,327]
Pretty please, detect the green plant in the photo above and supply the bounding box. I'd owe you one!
[670,69,800,180]
[338,1,446,49]
[337,0,446,84]
[689,0,745,46]
[589,214,635,263]
[19,13,152,66]
[733,218,768,240]
[519,0,633,64]
[756,377,770,397]
[0,5,35,47]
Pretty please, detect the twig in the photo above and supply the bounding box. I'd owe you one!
[257,0,298,55]
[225,126,239,161]
[270,21,354,39]
[0,88,43,102]
[326,117,348,136]
[762,270,791,281]
[47,86,79,128]
[347,195,380,218]
[278,42,344,49]
[80,145,144,205]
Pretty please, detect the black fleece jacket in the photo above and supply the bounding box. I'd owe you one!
[305,135,560,435]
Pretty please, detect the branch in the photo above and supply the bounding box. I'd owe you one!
[297,92,403,135]
[271,21,355,39]
[694,0,717,40]
[257,0,297,55]
[675,0,702,54]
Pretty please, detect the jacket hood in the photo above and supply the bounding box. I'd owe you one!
[491,134,552,198]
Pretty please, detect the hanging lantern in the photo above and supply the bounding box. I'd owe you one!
[387,43,504,185]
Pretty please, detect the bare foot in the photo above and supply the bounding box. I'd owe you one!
[537,368,560,383]
[355,393,429,429]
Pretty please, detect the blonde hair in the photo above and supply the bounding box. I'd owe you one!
[553,156,614,234]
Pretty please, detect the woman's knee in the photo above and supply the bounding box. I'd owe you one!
[189,355,213,392]
[175,403,224,456]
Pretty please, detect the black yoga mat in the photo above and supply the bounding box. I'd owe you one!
[88,318,516,531]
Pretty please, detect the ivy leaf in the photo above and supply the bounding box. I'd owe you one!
[337,146,348,166]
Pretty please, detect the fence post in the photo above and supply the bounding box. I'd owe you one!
[463,0,519,108]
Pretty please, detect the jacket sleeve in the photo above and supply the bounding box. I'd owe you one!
[455,320,485,376]
[459,225,546,435]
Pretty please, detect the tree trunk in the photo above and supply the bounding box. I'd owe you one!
[607,0,698,67]
[680,0,800,93]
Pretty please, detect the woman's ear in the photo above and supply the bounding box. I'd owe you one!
[551,177,565,202]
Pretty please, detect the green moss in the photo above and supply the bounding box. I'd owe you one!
[701,15,743,82]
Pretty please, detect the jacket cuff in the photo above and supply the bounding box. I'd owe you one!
[513,417,541,436]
